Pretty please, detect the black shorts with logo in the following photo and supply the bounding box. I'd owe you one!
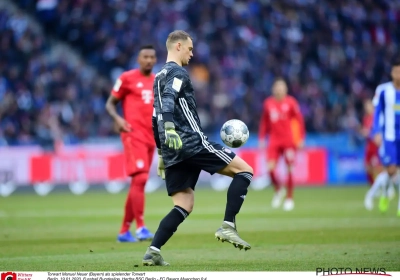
[165,142,236,196]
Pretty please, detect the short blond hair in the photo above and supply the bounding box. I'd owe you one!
[166,30,192,49]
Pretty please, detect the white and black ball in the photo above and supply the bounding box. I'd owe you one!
[220,119,250,148]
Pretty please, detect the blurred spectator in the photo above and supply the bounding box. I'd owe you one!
[0,7,113,147]
[4,0,400,146]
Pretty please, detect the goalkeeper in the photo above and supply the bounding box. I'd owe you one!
[143,30,254,266]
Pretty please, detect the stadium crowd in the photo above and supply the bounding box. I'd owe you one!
[1,0,400,146]
[0,5,113,147]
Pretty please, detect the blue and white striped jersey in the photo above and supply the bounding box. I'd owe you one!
[372,82,400,141]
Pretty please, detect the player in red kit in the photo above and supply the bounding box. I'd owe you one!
[360,99,382,185]
[258,78,305,211]
[106,45,157,242]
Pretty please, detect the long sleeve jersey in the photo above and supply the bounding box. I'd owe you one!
[371,82,400,141]
[152,61,207,167]
[258,95,305,146]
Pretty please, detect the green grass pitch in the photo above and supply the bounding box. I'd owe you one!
[0,186,399,271]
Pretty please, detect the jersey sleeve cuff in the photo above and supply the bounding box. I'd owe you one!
[162,112,174,122]
[111,91,122,99]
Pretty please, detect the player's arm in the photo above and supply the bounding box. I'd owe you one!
[152,109,162,150]
[160,68,183,123]
[258,100,270,149]
[160,68,184,150]
[106,76,131,132]
[291,98,306,148]
[371,87,384,146]
[152,108,165,179]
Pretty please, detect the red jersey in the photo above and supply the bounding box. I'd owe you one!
[259,95,305,146]
[111,69,155,144]
[362,113,374,141]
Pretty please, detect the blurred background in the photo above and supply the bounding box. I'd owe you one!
[1,0,400,196]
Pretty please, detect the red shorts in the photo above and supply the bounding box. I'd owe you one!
[267,143,296,165]
[365,140,380,167]
[121,133,155,176]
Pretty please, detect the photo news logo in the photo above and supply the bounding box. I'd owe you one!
[1,272,17,280]
[316,268,391,276]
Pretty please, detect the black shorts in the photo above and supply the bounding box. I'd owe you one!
[165,142,236,196]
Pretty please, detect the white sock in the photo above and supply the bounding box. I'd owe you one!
[387,175,396,197]
[393,172,400,185]
[150,246,160,252]
[224,221,235,228]
[384,173,398,198]
[368,171,388,199]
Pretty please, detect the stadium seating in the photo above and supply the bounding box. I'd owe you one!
[2,0,400,146]
[0,4,114,147]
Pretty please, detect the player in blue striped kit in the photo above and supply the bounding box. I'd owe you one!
[370,57,400,216]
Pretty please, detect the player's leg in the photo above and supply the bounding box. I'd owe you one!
[364,170,389,210]
[282,147,296,211]
[267,144,280,191]
[217,154,253,218]
[365,143,375,185]
[367,142,383,185]
[190,144,252,250]
[368,152,396,201]
[134,146,156,241]
[268,145,285,208]
[378,141,397,213]
[117,134,137,242]
[379,165,397,213]
[118,136,154,242]
[119,189,134,240]
[216,153,253,250]
[388,171,396,201]
[365,163,374,186]
[142,163,200,266]
[130,171,152,240]
[371,157,384,184]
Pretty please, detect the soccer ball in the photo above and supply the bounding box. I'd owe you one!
[220,119,250,148]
